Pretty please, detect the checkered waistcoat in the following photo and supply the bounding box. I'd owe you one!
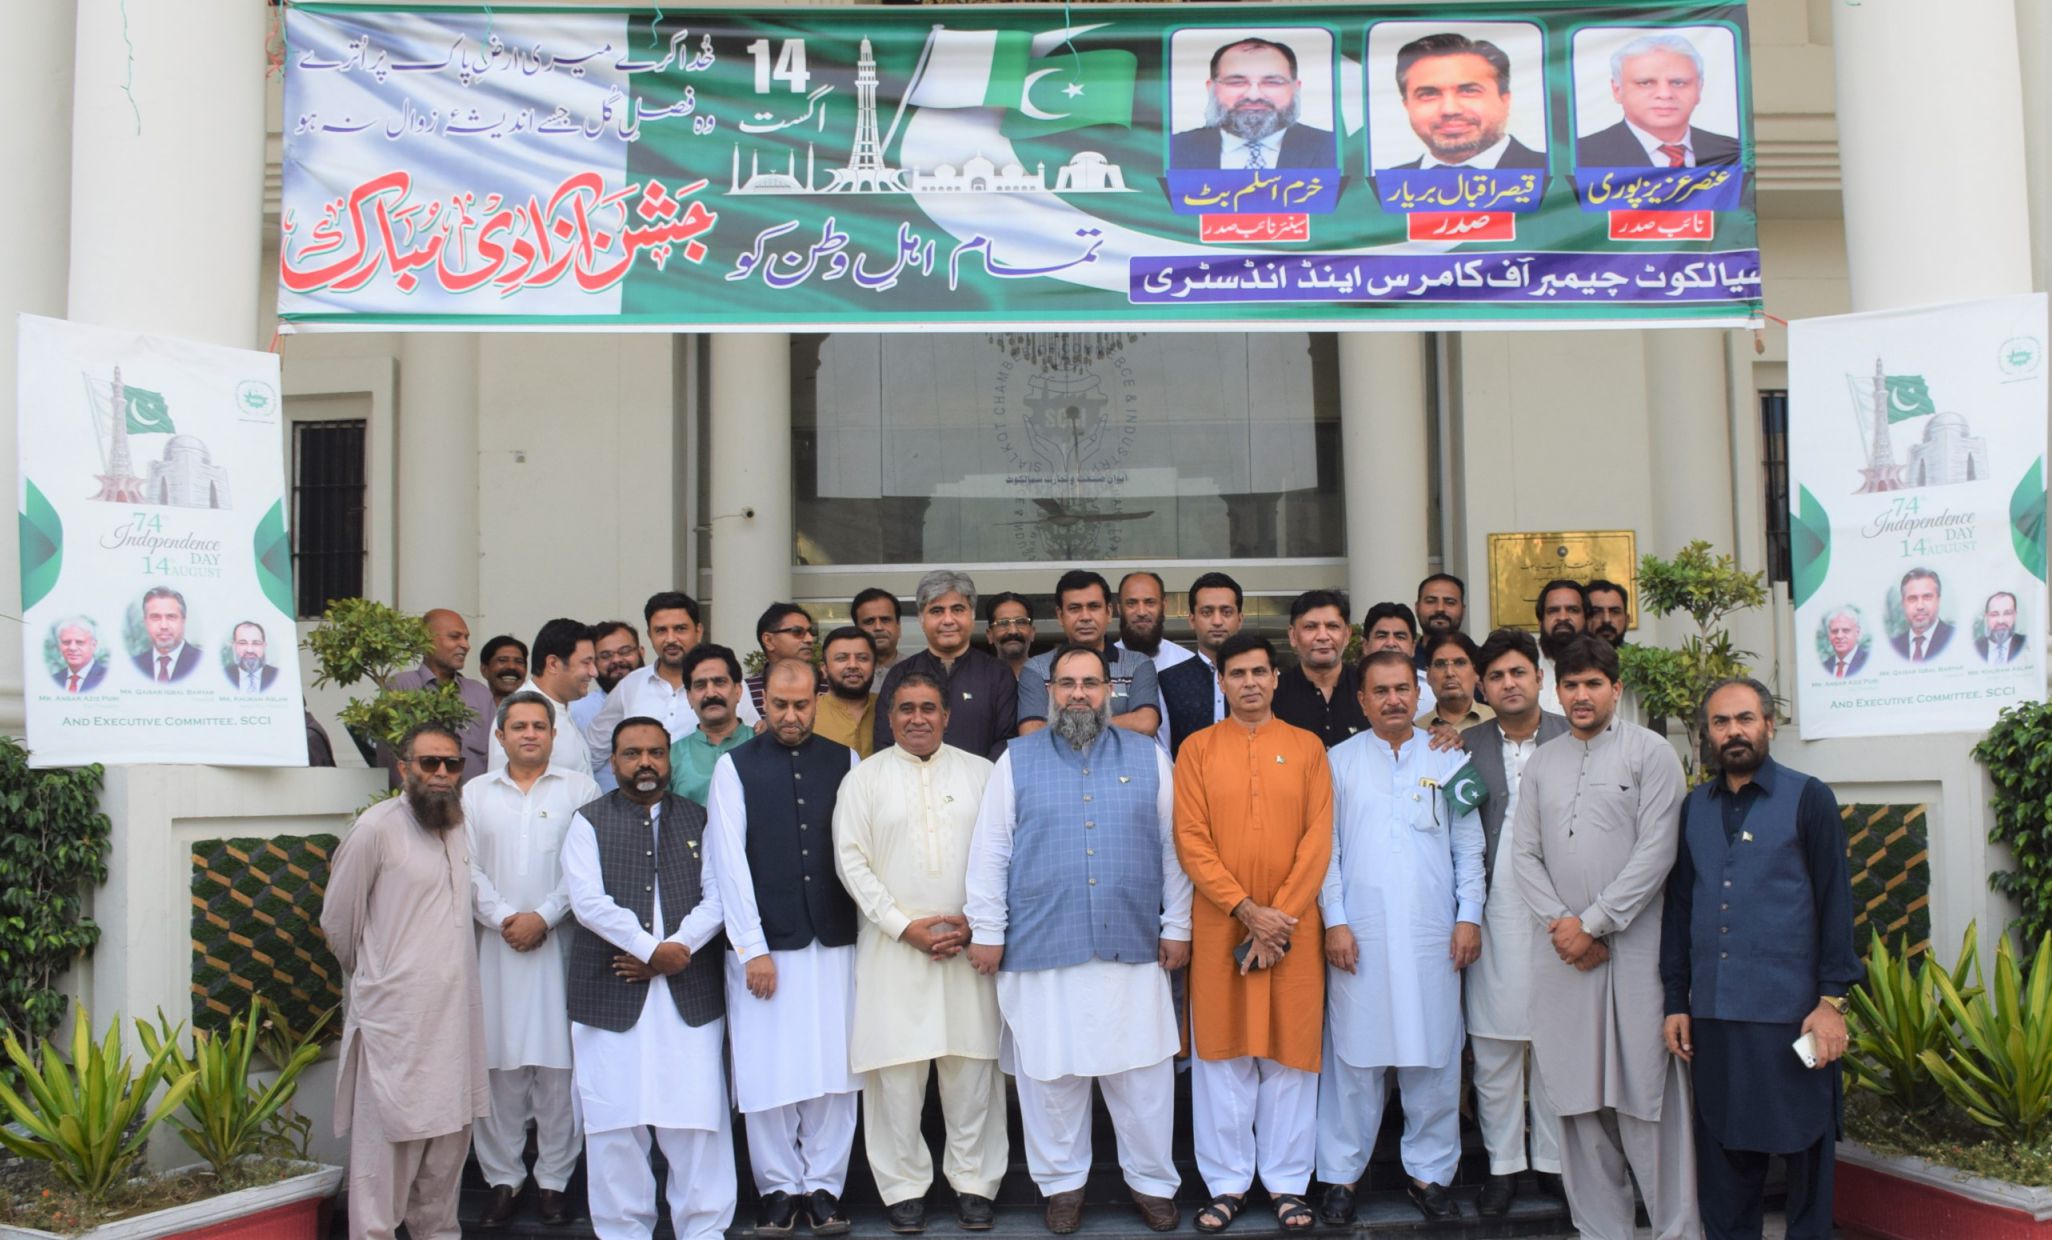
[565,791,725,1032]
[1001,726,1163,972]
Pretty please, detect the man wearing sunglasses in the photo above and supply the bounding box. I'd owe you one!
[323,723,489,1240]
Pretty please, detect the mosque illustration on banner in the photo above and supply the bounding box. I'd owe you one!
[1850,360,1988,494]
[87,366,232,510]
[728,37,1129,198]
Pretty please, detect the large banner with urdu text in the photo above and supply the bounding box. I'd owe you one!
[17,316,307,767]
[1789,294,2049,740]
[279,2,1762,332]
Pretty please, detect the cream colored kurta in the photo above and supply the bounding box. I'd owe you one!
[833,743,1000,1073]
[322,796,490,1142]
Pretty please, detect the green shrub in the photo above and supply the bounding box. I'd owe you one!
[0,739,110,1051]
[1846,925,1980,1115]
[138,997,330,1175]
[0,1010,196,1204]
[1971,700,2052,946]
[1921,930,2052,1144]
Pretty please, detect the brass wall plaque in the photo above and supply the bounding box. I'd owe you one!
[1488,530,1640,632]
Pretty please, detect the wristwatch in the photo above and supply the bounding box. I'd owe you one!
[1819,994,1849,1015]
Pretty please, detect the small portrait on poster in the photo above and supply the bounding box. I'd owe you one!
[1887,567,1956,664]
[130,585,200,683]
[1974,588,2028,665]
[47,615,109,694]
[1815,604,1871,681]
[1166,28,1337,170]
[1571,27,1742,169]
[1366,22,1547,171]
[223,619,281,692]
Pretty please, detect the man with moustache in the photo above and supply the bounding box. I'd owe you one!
[1513,635,1696,1240]
[815,627,880,758]
[576,622,644,791]
[562,717,735,1240]
[967,645,1192,1235]
[463,692,601,1228]
[322,724,489,1240]
[985,593,1036,680]
[1584,581,1630,647]
[1663,680,1857,1240]
[1169,37,1335,170]
[1018,570,1160,738]
[490,619,597,777]
[875,571,1019,760]
[834,674,1006,1234]
[1534,579,1586,716]
[1384,33,1546,170]
[480,636,530,711]
[588,593,760,759]
[852,587,904,672]
[1577,33,1740,168]
[1317,651,1484,1224]
[52,617,107,693]
[1417,631,1491,730]
[1823,609,1868,680]
[669,645,754,807]
[1159,572,1245,758]
[1272,590,1368,749]
[746,603,824,716]
[1890,568,1953,662]
[1413,575,1467,674]
[1360,601,1438,718]
[389,610,497,784]
[1977,591,2025,664]
[1462,630,1569,1216]
[707,660,864,1235]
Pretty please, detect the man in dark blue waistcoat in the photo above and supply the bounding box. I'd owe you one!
[1660,678,1860,1240]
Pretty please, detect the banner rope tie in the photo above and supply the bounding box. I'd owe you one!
[117,0,141,135]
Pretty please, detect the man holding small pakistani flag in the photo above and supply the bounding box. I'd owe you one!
[902,26,1137,138]
[1315,649,1486,1226]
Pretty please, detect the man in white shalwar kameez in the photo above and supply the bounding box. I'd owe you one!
[706,659,864,1236]
[966,645,1193,1236]
[833,672,1006,1234]
[562,717,735,1240]
[463,690,600,1228]
[1316,650,1485,1225]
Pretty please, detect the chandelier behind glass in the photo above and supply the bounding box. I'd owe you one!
[984,332,1141,374]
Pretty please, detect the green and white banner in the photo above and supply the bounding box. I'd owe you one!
[17,316,306,767]
[1788,294,2049,740]
[279,2,1761,331]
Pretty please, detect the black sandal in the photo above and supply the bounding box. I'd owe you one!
[1273,1194,1315,1231]
[1194,1193,1245,1233]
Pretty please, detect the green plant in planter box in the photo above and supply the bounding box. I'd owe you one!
[138,996,329,1176]
[0,1009,197,1204]
[1921,930,2052,1144]
[1846,925,1980,1115]
[303,597,478,765]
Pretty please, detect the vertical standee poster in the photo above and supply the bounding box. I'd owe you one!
[17,315,307,766]
[1789,293,2049,740]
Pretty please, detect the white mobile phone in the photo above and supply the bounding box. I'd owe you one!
[1792,1031,1819,1069]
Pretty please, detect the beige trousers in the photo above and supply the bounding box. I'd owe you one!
[1557,1055,1702,1240]
[346,1068,469,1240]
[863,1056,1010,1206]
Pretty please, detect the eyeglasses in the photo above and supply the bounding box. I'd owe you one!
[1428,658,1473,673]
[989,618,1034,631]
[1052,677,1108,693]
[413,755,465,774]
[768,626,817,640]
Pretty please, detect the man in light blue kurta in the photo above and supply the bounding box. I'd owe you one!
[1316,650,1485,1225]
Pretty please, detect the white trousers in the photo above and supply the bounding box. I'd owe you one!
[864,1057,1009,1206]
[474,1066,582,1191]
[586,1117,737,1240]
[1315,1057,1463,1188]
[1471,1034,1563,1176]
[1015,1056,1179,1199]
[745,1090,860,1196]
[1190,1056,1317,1198]
[1557,1056,1701,1240]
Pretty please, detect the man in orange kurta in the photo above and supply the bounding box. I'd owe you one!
[1173,634,1333,1233]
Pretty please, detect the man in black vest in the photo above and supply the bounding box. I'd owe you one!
[1158,571,1244,758]
[707,659,863,1236]
[561,716,733,1240]
[1661,679,1860,1240]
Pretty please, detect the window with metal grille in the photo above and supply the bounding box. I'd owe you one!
[1761,389,1791,584]
[291,419,367,618]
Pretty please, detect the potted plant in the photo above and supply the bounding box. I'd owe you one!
[1838,925,2052,1239]
[0,1001,340,1240]
[302,597,479,774]
[1613,540,1767,775]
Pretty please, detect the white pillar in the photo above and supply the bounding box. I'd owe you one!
[68,0,265,347]
[0,0,76,733]
[1338,333,1431,617]
[396,334,480,614]
[2019,0,2052,299]
[709,334,793,645]
[1642,330,1735,557]
[1833,1,2033,311]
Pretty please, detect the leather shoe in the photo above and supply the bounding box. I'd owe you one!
[1319,1184,1356,1225]
[1537,1171,1566,1200]
[536,1188,572,1226]
[759,1190,801,1236]
[957,1193,996,1230]
[808,1189,851,1236]
[1477,1173,1517,1217]
[1132,1190,1179,1232]
[887,1199,927,1233]
[1045,1188,1085,1234]
[1407,1179,1459,1222]
[475,1184,520,1229]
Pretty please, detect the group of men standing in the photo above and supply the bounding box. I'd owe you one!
[323,568,1857,1240]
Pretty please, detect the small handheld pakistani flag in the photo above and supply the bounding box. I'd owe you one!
[1445,760,1488,816]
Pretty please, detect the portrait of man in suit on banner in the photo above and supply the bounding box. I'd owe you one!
[1573,27,1742,169]
[1167,29,1337,171]
[1368,23,1549,172]
[132,585,200,684]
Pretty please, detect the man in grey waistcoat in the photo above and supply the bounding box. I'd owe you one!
[965,645,1193,1235]
[561,716,733,1240]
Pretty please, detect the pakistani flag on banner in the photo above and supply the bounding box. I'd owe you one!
[904,28,1136,137]
[1445,760,1488,816]
[1884,375,1936,422]
[124,387,174,434]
